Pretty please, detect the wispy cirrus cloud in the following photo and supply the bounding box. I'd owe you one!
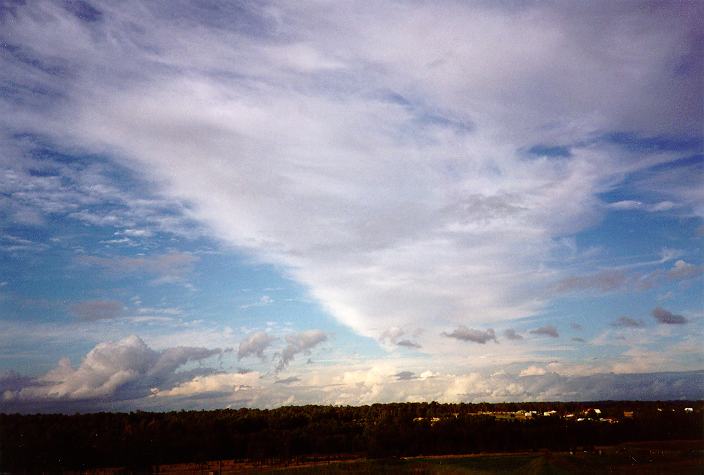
[76,252,198,285]
[0,0,701,353]
[69,299,124,321]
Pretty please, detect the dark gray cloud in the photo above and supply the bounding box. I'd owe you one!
[529,325,559,338]
[238,331,276,360]
[396,339,421,349]
[275,376,300,385]
[395,371,416,381]
[652,307,688,325]
[571,337,585,343]
[69,299,124,321]
[443,326,497,344]
[611,316,644,328]
[503,328,523,341]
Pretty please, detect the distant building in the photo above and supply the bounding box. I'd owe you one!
[623,411,634,418]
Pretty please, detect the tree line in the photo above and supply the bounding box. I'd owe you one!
[1,400,701,470]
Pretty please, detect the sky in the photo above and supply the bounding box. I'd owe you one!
[0,0,703,413]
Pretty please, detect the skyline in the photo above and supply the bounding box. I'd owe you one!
[0,0,703,412]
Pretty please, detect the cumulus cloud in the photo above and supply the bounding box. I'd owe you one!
[276,330,328,371]
[529,325,559,338]
[3,335,225,403]
[519,366,547,377]
[612,316,644,328]
[238,331,276,360]
[69,299,124,321]
[442,326,497,344]
[0,1,699,351]
[503,329,523,341]
[652,307,688,325]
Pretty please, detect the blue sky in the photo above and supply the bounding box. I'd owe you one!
[0,0,702,412]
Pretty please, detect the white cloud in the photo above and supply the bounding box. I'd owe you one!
[6,335,224,402]
[155,372,259,398]
[520,366,547,377]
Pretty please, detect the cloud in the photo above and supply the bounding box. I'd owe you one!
[442,326,497,344]
[395,371,416,381]
[571,337,585,343]
[607,200,678,213]
[275,376,300,385]
[555,270,629,293]
[276,330,328,371]
[0,1,701,353]
[240,295,274,309]
[611,316,644,328]
[668,260,703,280]
[529,325,559,338]
[396,339,421,349]
[69,299,124,321]
[652,307,688,325]
[519,366,547,377]
[77,252,198,285]
[237,331,276,360]
[3,335,224,403]
[503,329,523,341]
[155,372,258,398]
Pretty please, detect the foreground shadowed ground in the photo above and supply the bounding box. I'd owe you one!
[1,401,702,472]
[81,442,704,474]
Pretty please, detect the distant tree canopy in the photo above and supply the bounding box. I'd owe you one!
[1,400,702,471]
